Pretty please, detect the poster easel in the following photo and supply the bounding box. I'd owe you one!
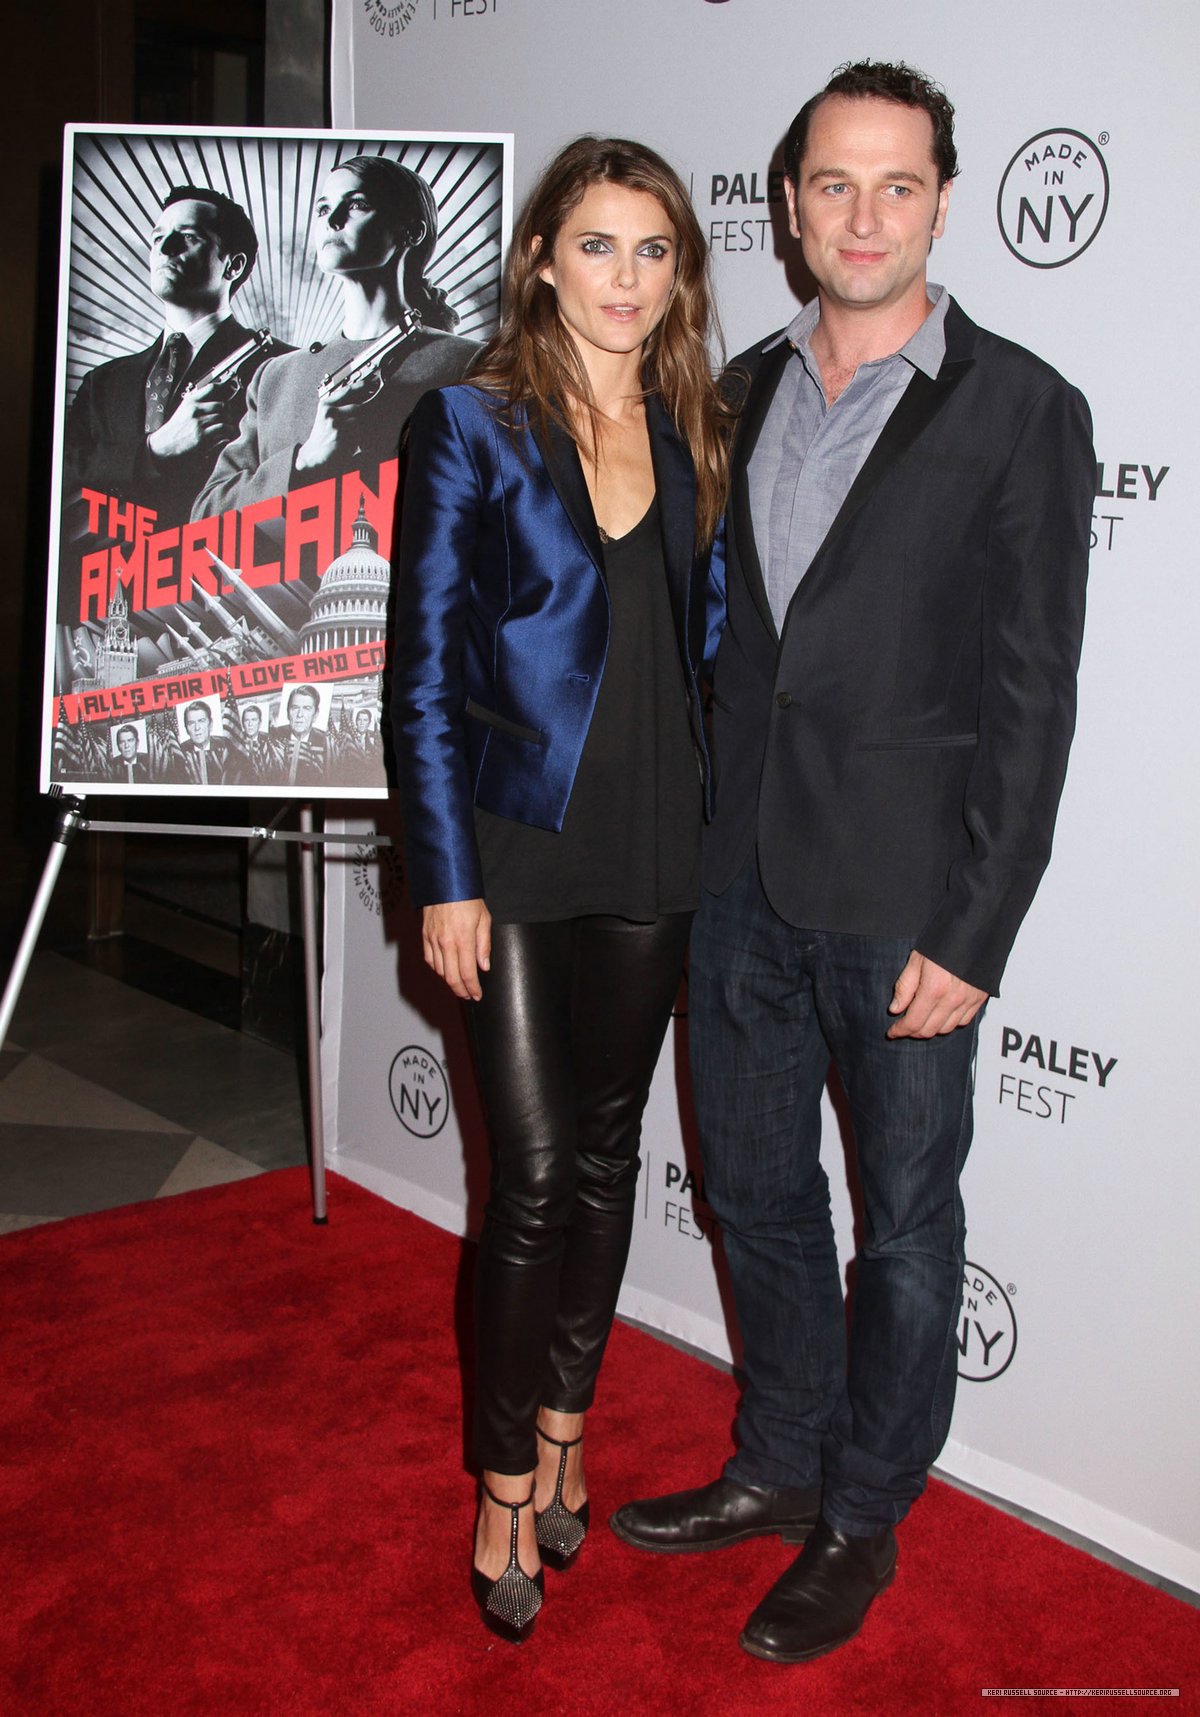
[32,124,505,1231]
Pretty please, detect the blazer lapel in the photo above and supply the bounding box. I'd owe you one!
[530,412,606,578]
[730,341,792,643]
[645,394,696,648]
[804,354,974,578]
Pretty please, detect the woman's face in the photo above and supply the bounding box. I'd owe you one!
[537,182,677,367]
[312,168,407,275]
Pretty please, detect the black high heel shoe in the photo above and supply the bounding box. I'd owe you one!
[471,1483,544,1643]
[535,1425,590,1571]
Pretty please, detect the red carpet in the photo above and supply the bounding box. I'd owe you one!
[2,1169,1195,1715]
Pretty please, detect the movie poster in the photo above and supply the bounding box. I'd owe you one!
[41,126,511,798]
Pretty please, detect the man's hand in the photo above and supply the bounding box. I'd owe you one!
[887,951,987,1040]
[147,383,230,458]
[422,899,491,1002]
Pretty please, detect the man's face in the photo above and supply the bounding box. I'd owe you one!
[289,695,317,736]
[243,708,261,737]
[149,199,235,310]
[116,730,138,760]
[185,706,212,744]
[356,711,371,733]
[786,96,949,321]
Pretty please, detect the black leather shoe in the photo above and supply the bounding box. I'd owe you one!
[739,1516,897,1663]
[609,1476,821,1554]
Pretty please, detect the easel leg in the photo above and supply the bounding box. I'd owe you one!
[0,797,86,1051]
[299,803,328,1225]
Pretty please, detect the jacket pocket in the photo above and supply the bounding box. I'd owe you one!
[464,698,545,745]
[856,733,978,751]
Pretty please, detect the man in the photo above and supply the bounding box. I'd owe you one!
[111,724,149,785]
[230,702,279,786]
[278,685,328,788]
[341,705,383,785]
[611,63,1093,1665]
[64,185,280,532]
[173,699,229,788]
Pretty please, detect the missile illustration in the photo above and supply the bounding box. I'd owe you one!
[207,553,300,654]
[164,621,204,662]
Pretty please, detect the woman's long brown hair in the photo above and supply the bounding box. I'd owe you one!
[470,136,733,548]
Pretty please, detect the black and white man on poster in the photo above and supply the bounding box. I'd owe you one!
[63,186,280,534]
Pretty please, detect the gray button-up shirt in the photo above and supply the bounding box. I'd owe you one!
[748,285,949,630]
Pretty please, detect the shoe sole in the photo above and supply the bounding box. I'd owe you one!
[739,1625,855,1665]
[736,1564,896,1664]
[608,1514,814,1555]
[481,1610,538,1646]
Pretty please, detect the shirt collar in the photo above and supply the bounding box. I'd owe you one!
[164,310,229,355]
[763,284,949,380]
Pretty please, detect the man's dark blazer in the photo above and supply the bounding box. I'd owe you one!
[391,384,725,909]
[276,727,329,788]
[172,737,231,786]
[64,316,279,532]
[707,298,1093,995]
[110,755,150,785]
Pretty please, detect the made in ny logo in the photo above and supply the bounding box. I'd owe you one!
[389,1044,449,1137]
[958,1263,1018,1383]
[363,0,418,36]
[997,128,1109,268]
[352,841,404,918]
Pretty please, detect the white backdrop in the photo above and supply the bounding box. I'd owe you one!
[321,0,1200,1592]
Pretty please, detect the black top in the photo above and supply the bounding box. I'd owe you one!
[474,497,701,922]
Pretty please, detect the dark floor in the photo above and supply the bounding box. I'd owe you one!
[0,826,308,1232]
[0,944,307,1232]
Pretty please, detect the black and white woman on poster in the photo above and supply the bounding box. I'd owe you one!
[194,155,477,518]
[392,136,731,1644]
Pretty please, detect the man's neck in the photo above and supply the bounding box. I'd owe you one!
[809,285,935,389]
[160,299,231,338]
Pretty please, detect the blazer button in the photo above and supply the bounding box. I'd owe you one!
[775,692,793,708]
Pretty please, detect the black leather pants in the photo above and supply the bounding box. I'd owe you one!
[467,911,692,1474]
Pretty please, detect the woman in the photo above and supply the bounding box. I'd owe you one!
[391,136,729,1642]
[194,154,477,518]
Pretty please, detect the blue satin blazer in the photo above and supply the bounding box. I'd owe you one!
[390,384,726,906]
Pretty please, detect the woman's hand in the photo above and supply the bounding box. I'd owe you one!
[422,899,492,1001]
[296,396,354,472]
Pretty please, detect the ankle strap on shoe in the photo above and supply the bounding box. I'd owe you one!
[536,1425,583,1450]
[481,1480,535,1510]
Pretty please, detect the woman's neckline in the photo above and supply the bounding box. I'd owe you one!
[599,494,658,547]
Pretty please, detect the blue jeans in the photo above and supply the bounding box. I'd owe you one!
[689,856,978,1536]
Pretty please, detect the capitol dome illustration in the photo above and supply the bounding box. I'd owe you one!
[299,498,390,656]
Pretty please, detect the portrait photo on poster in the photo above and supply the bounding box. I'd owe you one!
[41,124,512,798]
